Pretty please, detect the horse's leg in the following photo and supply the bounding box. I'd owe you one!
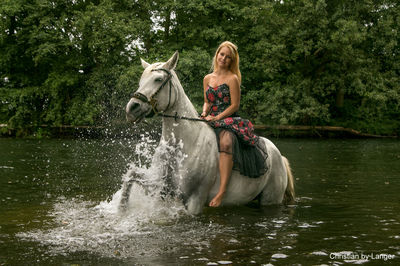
[119,177,135,212]
[185,186,210,215]
[119,172,152,212]
[181,170,217,215]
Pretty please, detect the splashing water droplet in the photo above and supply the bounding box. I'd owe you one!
[17,132,192,259]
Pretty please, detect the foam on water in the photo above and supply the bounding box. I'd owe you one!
[17,133,198,259]
[18,196,187,258]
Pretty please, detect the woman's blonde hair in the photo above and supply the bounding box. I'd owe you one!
[212,41,241,84]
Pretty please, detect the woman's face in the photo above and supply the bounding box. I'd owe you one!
[216,46,232,69]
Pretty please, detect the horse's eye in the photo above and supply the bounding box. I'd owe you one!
[155,77,163,82]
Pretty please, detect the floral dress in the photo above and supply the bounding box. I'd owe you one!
[206,83,259,146]
[206,83,267,178]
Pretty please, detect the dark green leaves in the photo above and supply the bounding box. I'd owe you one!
[0,0,398,136]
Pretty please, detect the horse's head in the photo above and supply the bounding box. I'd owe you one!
[126,51,179,123]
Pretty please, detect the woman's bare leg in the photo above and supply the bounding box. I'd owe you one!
[209,152,233,207]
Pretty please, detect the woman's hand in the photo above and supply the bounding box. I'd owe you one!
[204,115,219,122]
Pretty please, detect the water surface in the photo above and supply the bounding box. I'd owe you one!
[0,136,399,265]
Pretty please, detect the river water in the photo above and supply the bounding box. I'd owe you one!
[0,135,399,265]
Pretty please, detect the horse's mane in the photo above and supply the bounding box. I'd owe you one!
[169,69,199,117]
[144,61,199,119]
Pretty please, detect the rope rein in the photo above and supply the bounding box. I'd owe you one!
[160,112,207,123]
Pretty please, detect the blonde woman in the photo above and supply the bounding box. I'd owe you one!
[201,41,267,207]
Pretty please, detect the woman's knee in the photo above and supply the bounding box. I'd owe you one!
[219,135,233,152]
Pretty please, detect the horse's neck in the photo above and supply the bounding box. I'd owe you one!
[161,84,209,147]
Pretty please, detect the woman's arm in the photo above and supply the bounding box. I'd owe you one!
[201,75,211,117]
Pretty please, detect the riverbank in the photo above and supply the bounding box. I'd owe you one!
[1,123,397,139]
[253,125,398,139]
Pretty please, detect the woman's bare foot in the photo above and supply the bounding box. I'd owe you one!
[209,193,224,207]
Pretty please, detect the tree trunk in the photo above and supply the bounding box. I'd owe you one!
[336,88,344,108]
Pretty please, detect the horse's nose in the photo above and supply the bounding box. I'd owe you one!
[128,102,140,114]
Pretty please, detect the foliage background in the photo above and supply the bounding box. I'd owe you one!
[1,0,399,136]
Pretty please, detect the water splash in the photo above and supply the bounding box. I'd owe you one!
[17,132,193,259]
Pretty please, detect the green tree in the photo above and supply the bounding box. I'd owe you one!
[237,0,399,135]
[1,0,398,136]
[0,0,152,131]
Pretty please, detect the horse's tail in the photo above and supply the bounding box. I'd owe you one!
[282,156,296,205]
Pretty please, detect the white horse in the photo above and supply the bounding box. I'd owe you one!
[125,51,295,215]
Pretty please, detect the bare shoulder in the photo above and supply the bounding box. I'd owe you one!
[203,73,214,84]
[226,74,240,89]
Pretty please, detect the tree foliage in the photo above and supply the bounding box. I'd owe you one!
[1,0,399,135]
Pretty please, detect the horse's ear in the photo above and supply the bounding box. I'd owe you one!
[163,51,179,70]
[141,58,150,69]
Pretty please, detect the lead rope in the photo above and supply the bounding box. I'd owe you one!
[160,112,208,123]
